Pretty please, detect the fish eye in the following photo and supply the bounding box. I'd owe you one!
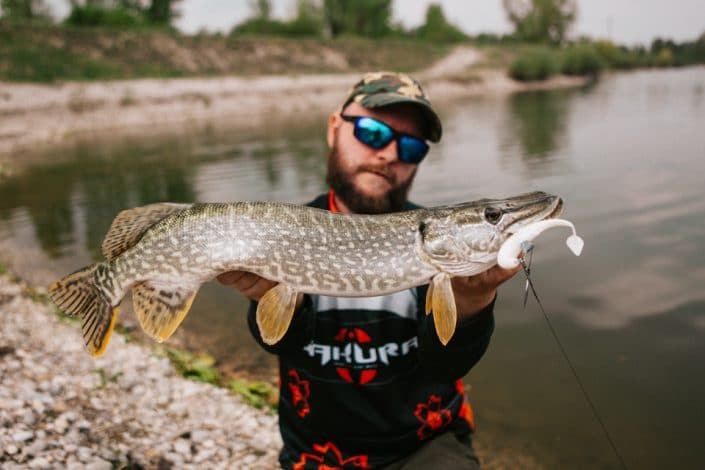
[484,207,503,224]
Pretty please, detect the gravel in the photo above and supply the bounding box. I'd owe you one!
[0,274,281,469]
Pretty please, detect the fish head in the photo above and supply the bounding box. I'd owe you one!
[419,191,563,276]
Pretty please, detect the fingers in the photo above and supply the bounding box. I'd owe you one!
[485,264,523,286]
[452,264,522,292]
[217,270,278,302]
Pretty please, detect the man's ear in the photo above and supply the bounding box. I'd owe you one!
[327,112,341,149]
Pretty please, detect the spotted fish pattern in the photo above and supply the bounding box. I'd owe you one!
[50,192,562,356]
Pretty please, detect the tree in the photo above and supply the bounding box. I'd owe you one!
[323,0,392,37]
[503,0,577,44]
[250,0,271,20]
[288,0,325,37]
[0,0,52,21]
[416,4,467,43]
[145,0,180,25]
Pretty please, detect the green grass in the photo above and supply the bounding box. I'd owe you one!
[94,367,124,389]
[164,346,277,411]
[0,23,451,83]
[228,379,277,411]
[165,347,221,385]
[1,35,121,82]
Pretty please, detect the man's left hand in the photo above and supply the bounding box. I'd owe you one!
[452,265,523,322]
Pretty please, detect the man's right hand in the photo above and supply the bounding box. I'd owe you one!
[217,271,278,302]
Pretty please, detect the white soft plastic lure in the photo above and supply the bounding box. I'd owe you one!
[497,218,584,269]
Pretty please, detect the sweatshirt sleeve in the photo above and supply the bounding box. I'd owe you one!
[416,292,496,382]
[247,294,317,355]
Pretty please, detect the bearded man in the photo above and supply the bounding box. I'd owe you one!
[218,72,520,469]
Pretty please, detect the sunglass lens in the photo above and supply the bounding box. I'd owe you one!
[398,135,429,164]
[355,117,394,149]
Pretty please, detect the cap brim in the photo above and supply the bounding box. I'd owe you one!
[359,93,442,143]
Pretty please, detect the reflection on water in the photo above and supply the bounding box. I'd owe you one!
[503,89,570,159]
[2,67,705,469]
[0,145,197,259]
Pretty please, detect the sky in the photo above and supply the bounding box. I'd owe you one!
[46,0,705,46]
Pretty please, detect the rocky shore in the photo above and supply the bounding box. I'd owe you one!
[0,273,282,469]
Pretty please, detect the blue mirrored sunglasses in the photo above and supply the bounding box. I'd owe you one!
[341,115,430,164]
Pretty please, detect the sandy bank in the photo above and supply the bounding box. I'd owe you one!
[0,47,587,158]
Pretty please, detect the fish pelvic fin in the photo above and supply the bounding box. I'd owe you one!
[425,281,434,316]
[132,281,199,342]
[431,273,457,346]
[49,264,118,357]
[256,284,298,345]
[102,203,192,261]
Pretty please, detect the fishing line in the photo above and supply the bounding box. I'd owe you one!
[519,245,628,470]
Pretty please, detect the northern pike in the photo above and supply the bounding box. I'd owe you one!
[49,191,563,356]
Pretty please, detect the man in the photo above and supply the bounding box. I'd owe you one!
[218,72,520,469]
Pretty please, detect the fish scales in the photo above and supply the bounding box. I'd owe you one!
[134,202,437,297]
[50,191,563,355]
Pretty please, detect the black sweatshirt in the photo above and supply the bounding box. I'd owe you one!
[247,194,495,469]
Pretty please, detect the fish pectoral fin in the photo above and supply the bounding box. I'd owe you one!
[132,281,199,342]
[425,281,434,316]
[431,273,457,346]
[256,284,298,345]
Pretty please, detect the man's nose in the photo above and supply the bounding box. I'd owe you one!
[373,139,398,163]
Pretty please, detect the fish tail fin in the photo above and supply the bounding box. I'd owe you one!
[49,264,118,357]
[132,281,199,342]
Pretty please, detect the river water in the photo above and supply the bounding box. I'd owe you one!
[1,67,704,468]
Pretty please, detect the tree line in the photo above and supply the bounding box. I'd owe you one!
[2,0,704,65]
[0,0,181,26]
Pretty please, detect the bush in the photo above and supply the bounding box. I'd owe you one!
[561,44,604,76]
[654,48,674,67]
[509,47,559,81]
[231,17,322,37]
[65,6,144,28]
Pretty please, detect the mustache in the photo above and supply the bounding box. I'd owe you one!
[358,164,395,184]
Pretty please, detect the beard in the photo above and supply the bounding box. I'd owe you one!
[325,145,416,214]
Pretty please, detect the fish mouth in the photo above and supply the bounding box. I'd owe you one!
[548,198,564,219]
[503,193,563,234]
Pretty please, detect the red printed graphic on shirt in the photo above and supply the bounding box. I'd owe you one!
[293,441,370,469]
[455,379,476,432]
[287,369,311,418]
[331,327,377,385]
[414,395,452,440]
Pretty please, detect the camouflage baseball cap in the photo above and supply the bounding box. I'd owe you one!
[341,71,442,143]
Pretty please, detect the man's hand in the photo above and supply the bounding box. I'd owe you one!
[217,271,278,302]
[451,265,523,322]
[217,271,305,309]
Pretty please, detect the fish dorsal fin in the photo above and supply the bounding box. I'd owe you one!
[102,203,192,260]
[131,281,199,342]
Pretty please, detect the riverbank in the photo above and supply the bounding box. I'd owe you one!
[0,46,588,158]
[0,271,282,468]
